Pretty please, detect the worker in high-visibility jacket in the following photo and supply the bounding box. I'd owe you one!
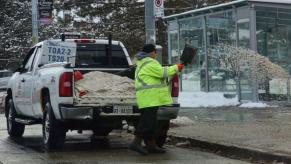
[129,44,184,155]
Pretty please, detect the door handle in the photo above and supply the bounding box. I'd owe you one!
[21,79,25,82]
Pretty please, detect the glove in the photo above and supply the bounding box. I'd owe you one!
[177,64,184,72]
[74,71,83,81]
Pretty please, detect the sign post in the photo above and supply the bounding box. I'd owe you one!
[154,0,164,18]
[145,0,165,44]
[32,0,39,44]
[145,0,156,44]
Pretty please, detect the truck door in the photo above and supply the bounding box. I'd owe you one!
[30,46,44,117]
[13,47,38,117]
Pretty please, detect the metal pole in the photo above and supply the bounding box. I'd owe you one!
[287,76,290,102]
[32,0,39,44]
[145,0,156,44]
[177,20,182,91]
[236,75,242,102]
[108,34,112,65]
[203,16,209,92]
[250,4,257,52]
[250,4,258,102]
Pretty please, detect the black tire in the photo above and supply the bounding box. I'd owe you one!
[6,98,25,137]
[155,120,170,148]
[42,97,66,150]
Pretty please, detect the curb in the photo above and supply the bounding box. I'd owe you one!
[168,135,291,163]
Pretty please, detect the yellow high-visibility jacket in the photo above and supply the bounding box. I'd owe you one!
[135,57,179,109]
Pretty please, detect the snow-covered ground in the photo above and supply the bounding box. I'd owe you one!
[178,91,273,108]
[170,116,195,126]
[178,92,239,108]
[239,102,271,108]
[172,92,277,127]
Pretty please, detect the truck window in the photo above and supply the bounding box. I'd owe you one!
[75,44,129,68]
[22,47,36,73]
[32,47,42,70]
[23,47,41,72]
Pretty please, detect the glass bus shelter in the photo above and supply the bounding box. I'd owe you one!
[165,0,291,103]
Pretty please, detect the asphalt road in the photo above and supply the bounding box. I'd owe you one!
[0,115,249,164]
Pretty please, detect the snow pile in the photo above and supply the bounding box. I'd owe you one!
[75,71,135,98]
[170,116,195,126]
[178,92,239,108]
[239,102,270,108]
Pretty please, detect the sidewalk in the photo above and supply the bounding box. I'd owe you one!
[168,107,291,162]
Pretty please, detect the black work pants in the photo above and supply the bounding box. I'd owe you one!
[135,106,159,141]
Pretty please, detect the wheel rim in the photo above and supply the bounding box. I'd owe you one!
[44,111,50,144]
[8,104,13,132]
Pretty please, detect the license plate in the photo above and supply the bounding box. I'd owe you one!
[113,106,133,114]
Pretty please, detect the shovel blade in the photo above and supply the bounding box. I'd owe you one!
[180,44,197,66]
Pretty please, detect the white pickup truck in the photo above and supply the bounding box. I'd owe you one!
[5,38,180,150]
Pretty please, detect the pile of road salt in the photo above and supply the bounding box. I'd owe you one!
[74,71,135,98]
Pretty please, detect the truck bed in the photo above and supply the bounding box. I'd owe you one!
[73,96,136,106]
[73,70,136,107]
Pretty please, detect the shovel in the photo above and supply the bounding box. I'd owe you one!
[180,44,197,66]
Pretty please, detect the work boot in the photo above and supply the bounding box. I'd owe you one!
[146,139,166,154]
[129,136,148,155]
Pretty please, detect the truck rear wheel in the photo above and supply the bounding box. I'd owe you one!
[155,120,170,148]
[42,99,66,150]
[6,98,25,137]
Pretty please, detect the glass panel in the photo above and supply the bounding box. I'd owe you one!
[24,50,36,72]
[169,31,179,63]
[256,7,291,101]
[238,19,250,48]
[236,7,253,100]
[178,17,205,92]
[237,19,252,100]
[168,21,179,64]
[206,10,236,93]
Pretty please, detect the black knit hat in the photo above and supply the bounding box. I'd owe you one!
[142,44,156,53]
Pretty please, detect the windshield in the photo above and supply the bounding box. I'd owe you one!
[75,43,129,68]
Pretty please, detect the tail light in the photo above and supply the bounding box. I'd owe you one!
[171,75,179,97]
[59,72,73,97]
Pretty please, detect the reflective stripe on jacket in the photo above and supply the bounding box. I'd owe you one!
[135,57,179,109]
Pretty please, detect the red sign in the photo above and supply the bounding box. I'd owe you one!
[155,0,163,8]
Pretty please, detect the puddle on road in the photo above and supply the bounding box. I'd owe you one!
[3,131,131,154]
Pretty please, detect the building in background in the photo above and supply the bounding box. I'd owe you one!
[164,0,291,103]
